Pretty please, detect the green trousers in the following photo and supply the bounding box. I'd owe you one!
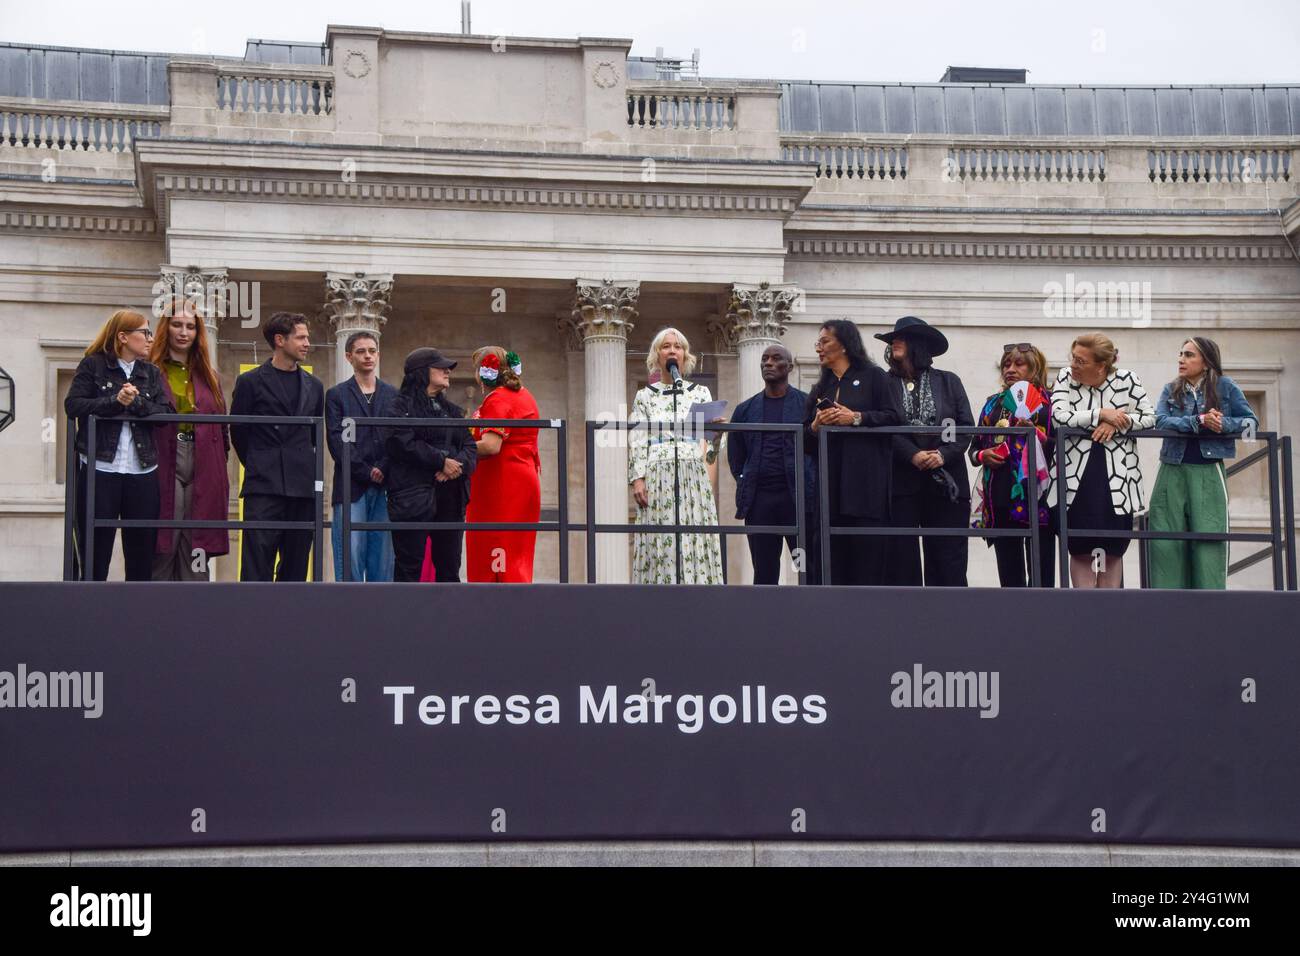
[1148,461,1229,589]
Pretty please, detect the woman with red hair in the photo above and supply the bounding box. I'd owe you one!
[149,298,231,580]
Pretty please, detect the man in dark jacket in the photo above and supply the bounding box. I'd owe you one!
[230,312,326,582]
[385,347,477,582]
[727,344,812,585]
[326,331,398,582]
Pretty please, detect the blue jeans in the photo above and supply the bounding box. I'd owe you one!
[332,486,395,582]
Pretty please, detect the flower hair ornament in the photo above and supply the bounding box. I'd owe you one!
[478,352,501,382]
[505,351,522,376]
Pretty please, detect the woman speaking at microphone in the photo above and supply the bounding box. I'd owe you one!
[628,327,724,584]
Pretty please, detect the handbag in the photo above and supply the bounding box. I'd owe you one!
[386,484,436,523]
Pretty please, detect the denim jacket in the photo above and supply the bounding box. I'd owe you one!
[1155,376,1257,464]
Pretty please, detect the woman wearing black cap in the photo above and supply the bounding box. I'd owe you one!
[877,316,974,587]
[385,347,477,582]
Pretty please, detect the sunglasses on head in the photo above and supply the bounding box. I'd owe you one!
[1003,343,1033,354]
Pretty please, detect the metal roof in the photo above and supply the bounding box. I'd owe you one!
[778,81,1300,137]
[0,42,169,105]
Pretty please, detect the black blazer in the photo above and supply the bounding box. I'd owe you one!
[803,362,902,520]
[326,377,399,506]
[64,352,171,468]
[384,391,477,518]
[887,367,974,501]
[728,386,813,519]
[229,360,326,499]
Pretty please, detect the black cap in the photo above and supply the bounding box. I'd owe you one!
[403,347,457,374]
[873,316,949,357]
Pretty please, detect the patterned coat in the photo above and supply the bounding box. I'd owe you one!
[1050,367,1156,514]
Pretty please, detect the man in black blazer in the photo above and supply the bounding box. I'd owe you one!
[230,312,326,582]
[326,331,399,582]
[728,345,812,585]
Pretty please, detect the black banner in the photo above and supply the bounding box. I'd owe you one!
[1,583,1297,849]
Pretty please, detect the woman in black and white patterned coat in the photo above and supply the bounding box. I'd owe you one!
[1051,333,1155,588]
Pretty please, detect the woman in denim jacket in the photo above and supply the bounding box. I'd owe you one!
[1150,336,1258,589]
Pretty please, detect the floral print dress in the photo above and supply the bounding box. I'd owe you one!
[628,382,725,584]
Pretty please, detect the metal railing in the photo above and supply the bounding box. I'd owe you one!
[339,417,567,582]
[584,420,808,585]
[815,425,1048,585]
[62,414,1297,590]
[1054,427,1295,590]
[66,413,324,581]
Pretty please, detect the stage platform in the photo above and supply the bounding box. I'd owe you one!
[3,582,1298,854]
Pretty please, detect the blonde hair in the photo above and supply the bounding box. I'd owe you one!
[85,309,149,359]
[1071,332,1118,376]
[645,327,697,378]
[472,345,522,391]
[1000,344,1050,391]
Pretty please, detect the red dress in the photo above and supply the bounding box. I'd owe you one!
[465,385,542,582]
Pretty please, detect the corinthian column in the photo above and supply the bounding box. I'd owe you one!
[324,272,394,383]
[157,265,229,368]
[727,281,801,400]
[561,278,639,584]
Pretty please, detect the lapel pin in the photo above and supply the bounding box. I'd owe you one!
[853,379,860,387]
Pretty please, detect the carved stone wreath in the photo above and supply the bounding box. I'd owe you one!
[342,50,371,80]
[591,61,619,89]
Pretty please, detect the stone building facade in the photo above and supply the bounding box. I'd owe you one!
[1,28,1297,585]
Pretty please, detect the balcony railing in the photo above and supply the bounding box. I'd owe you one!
[627,84,737,130]
[0,97,166,153]
[1148,146,1293,183]
[214,64,334,115]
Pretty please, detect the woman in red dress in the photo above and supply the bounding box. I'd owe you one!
[465,347,542,582]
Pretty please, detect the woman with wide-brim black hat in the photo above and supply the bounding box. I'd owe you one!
[875,316,974,587]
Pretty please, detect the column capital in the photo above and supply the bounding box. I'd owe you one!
[726,281,802,346]
[156,264,229,321]
[323,271,394,334]
[561,278,640,350]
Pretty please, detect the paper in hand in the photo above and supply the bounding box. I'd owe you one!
[688,400,728,440]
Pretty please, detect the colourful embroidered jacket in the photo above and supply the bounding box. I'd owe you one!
[968,382,1054,531]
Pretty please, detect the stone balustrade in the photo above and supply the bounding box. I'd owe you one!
[0,96,165,153]
[214,63,334,116]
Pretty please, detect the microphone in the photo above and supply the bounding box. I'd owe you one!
[666,358,683,388]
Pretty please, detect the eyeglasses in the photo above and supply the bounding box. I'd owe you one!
[1003,343,1033,354]
[126,328,154,338]
[1178,350,1198,359]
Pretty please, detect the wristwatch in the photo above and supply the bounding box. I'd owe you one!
[852,411,862,427]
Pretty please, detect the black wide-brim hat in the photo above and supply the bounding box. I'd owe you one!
[874,315,949,356]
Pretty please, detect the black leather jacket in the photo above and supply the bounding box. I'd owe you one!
[64,352,172,468]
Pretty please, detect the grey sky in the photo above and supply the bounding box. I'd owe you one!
[3,0,1298,85]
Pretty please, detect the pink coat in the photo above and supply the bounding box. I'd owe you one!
[154,367,232,557]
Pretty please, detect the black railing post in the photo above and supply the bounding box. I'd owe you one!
[1056,428,1070,588]
[1027,424,1041,588]
[83,415,97,582]
[818,425,831,585]
[340,423,352,582]
[585,421,597,584]
[313,418,324,583]
[795,424,807,587]
[1283,435,1297,592]
[1136,511,1150,590]
[1268,434,1284,591]
[62,416,78,581]
[557,419,569,584]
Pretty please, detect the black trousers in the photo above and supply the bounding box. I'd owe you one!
[827,514,888,586]
[75,465,160,581]
[392,510,463,583]
[240,494,315,582]
[992,518,1056,588]
[745,485,799,585]
[886,484,970,587]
